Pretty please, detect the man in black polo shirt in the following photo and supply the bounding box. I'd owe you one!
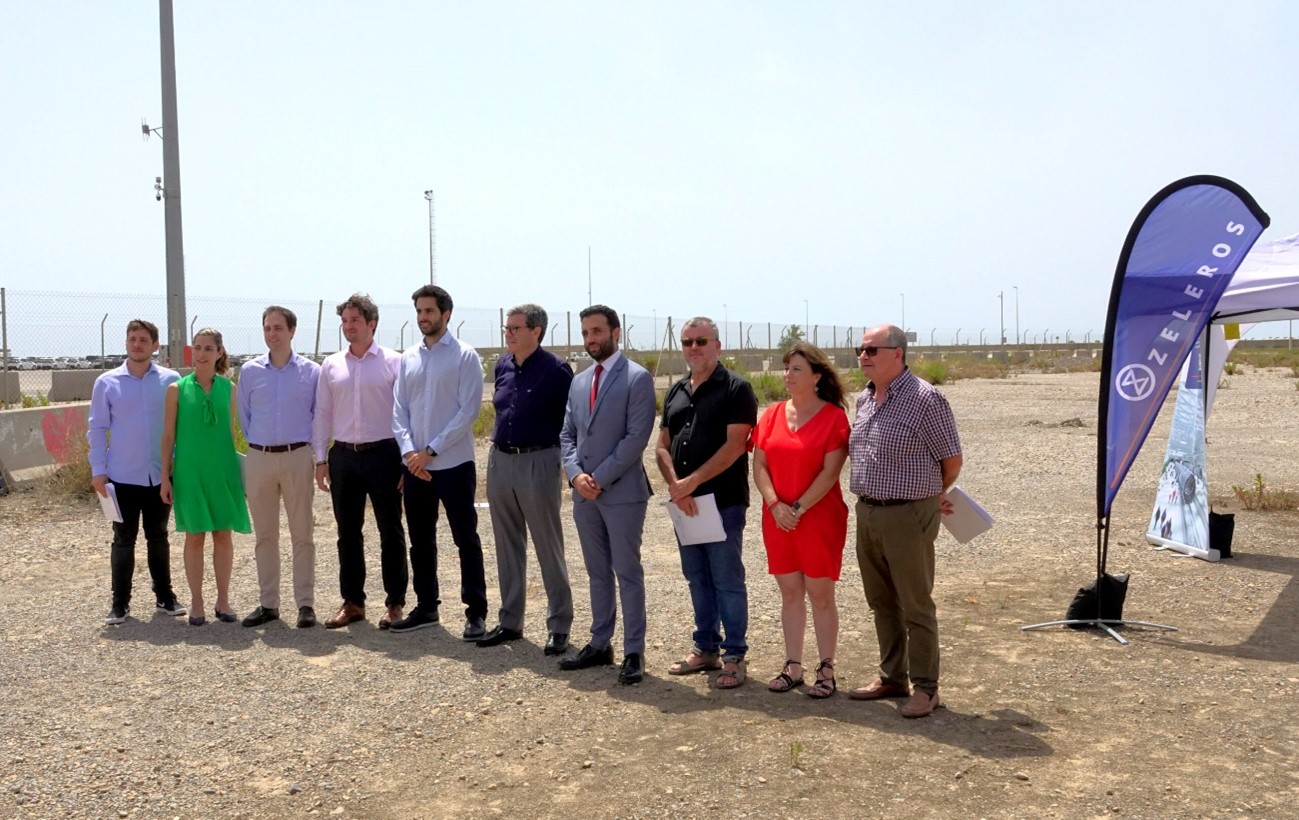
[476,303,576,655]
[655,316,758,688]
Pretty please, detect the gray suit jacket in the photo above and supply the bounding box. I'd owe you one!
[560,353,656,505]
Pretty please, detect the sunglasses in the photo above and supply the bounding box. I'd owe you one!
[854,345,898,357]
[680,337,715,348]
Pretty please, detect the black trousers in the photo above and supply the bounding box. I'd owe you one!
[402,460,487,620]
[109,481,176,608]
[328,441,408,607]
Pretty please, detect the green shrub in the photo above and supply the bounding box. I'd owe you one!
[914,359,949,385]
[748,372,787,403]
[21,391,51,408]
[41,428,93,500]
[1231,473,1299,511]
[473,403,496,439]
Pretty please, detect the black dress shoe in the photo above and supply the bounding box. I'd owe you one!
[241,606,279,628]
[476,625,524,647]
[544,632,570,656]
[559,643,614,670]
[618,653,644,685]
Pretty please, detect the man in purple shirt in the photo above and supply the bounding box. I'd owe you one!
[475,303,575,654]
[237,306,322,629]
[88,319,184,625]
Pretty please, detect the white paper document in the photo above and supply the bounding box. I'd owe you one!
[100,482,123,523]
[666,493,728,546]
[941,485,994,544]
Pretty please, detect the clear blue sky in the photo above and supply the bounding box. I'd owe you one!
[3,1,1298,349]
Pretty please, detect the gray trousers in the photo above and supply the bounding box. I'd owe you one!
[486,446,573,634]
[572,498,648,655]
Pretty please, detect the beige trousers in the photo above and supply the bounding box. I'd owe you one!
[245,447,316,610]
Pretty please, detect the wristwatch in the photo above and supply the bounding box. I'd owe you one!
[790,501,802,513]
[425,446,438,458]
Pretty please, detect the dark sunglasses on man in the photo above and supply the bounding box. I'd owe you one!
[854,345,897,357]
[680,336,714,348]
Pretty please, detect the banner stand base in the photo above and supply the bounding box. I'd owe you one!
[1020,618,1177,647]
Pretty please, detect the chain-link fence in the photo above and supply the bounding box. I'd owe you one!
[0,286,1103,406]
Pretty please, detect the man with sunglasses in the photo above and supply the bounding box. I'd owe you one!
[847,324,962,718]
[655,317,757,688]
[476,303,575,655]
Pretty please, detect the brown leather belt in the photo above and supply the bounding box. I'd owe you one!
[248,442,309,453]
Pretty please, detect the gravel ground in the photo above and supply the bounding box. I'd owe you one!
[2,367,1297,819]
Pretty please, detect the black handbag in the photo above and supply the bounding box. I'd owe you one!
[1064,572,1130,628]
[1209,511,1235,559]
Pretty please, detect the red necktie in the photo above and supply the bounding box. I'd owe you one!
[589,363,604,411]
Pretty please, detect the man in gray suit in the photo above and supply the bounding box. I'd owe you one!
[558,305,658,685]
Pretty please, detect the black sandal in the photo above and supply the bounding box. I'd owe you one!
[767,660,804,693]
[807,659,836,699]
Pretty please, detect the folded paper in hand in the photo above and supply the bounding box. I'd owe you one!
[941,485,993,544]
[100,482,123,523]
[665,493,727,545]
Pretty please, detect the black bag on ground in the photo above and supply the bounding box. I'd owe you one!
[1064,572,1130,628]
[1209,511,1235,559]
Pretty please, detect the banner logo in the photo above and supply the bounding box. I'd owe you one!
[1115,364,1156,401]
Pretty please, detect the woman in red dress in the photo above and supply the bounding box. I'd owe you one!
[752,341,850,698]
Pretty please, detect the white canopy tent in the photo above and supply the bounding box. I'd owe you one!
[1213,232,1299,324]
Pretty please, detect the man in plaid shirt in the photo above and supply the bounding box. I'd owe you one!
[846,324,962,718]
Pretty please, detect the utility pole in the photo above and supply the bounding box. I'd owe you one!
[423,190,436,285]
[1013,285,1020,345]
[158,0,187,365]
[998,290,1005,348]
[587,247,592,306]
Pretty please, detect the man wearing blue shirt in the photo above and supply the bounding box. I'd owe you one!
[237,306,322,629]
[390,285,488,639]
[476,303,575,654]
[88,320,184,625]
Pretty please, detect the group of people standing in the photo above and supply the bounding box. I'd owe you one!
[88,295,961,718]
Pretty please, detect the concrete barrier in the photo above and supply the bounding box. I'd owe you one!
[0,371,18,404]
[0,402,90,492]
[49,370,105,402]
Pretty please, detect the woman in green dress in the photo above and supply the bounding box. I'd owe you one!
[161,328,251,625]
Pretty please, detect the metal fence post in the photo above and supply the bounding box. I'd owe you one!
[313,299,323,359]
[1,287,8,403]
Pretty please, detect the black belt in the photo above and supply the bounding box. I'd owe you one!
[494,443,556,455]
[334,439,393,453]
[858,495,914,507]
[248,441,309,453]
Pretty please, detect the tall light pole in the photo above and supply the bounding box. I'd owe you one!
[423,190,436,285]
[998,290,1005,348]
[1013,285,1020,345]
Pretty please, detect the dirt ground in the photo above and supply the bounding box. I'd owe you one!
[1,367,1296,819]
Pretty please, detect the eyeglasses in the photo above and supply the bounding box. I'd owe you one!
[681,337,714,348]
[854,345,898,357]
[502,325,530,334]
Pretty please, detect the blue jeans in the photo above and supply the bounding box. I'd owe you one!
[677,504,748,660]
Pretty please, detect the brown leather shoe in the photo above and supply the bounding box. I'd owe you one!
[324,601,365,629]
[378,604,403,630]
[848,677,911,701]
[899,689,942,718]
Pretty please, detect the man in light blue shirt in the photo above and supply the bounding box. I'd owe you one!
[391,284,488,638]
[236,306,322,630]
[88,319,184,625]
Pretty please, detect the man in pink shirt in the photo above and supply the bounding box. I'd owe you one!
[312,293,410,629]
